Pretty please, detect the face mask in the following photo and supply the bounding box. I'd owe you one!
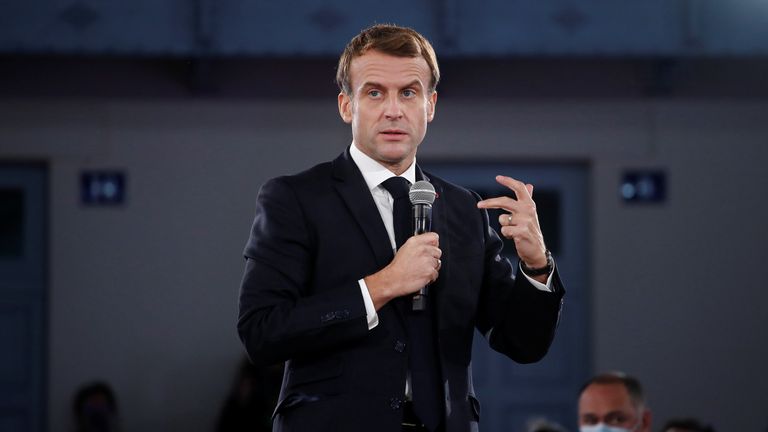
[580,424,634,432]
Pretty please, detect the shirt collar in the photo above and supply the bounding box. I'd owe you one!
[349,143,416,191]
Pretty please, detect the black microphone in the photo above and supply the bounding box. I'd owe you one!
[409,180,437,311]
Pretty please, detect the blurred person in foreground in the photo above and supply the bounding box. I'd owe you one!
[72,381,120,432]
[577,372,651,432]
[238,23,565,432]
[216,358,285,432]
[527,417,569,432]
[661,418,716,432]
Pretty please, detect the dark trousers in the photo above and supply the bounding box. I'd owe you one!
[401,401,444,432]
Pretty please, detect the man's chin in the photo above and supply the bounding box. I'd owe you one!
[377,147,415,164]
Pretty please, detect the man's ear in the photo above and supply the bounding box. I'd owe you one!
[427,91,438,122]
[338,92,353,124]
[641,409,652,432]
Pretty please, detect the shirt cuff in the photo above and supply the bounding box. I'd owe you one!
[519,262,554,292]
[358,279,379,330]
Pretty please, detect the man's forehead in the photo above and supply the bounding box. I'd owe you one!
[349,50,431,88]
[579,383,634,411]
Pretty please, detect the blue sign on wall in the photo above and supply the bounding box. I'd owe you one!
[80,171,126,206]
[620,170,666,204]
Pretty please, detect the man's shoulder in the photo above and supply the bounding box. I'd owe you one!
[258,150,355,203]
[282,160,334,184]
[423,170,481,202]
[266,153,343,189]
[285,148,353,179]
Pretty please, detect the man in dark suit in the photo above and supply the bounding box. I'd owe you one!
[238,24,565,432]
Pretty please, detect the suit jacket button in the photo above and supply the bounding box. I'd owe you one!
[389,397,402,410]
[394,340,406,353]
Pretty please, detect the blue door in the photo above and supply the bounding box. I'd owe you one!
[0,164,46,432]
[423,162,589,432]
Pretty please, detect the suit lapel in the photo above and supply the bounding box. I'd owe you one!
[418,168,450,331]
[332,148,395,269]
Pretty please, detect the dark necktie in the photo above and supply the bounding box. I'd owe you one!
[381,176,412,250]
[380,177,443,431]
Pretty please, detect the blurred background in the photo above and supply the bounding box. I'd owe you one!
[1,1,767,431]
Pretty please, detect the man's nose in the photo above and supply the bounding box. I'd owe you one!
[383,95,403,119]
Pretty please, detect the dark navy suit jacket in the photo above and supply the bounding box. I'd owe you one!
[238,148,565,432]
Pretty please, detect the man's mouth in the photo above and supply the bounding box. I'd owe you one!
[380,129,407,136]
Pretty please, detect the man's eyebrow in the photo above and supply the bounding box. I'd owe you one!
[402,80,424,89]
[360,80,424,90]
[360,81,383,90]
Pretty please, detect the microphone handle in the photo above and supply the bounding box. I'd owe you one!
[412,204,433,311]
[413,204,432,235]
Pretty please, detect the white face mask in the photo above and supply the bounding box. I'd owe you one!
[580,425,633,432]
[580,409,644,432]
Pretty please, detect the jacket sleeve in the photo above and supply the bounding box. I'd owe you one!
[472,193,565,364]
[237,177,370,366]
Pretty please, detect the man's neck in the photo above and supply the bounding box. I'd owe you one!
[350,143,415,176]
[349,144,417,187]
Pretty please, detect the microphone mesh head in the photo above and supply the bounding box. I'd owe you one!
[409,180,436,206]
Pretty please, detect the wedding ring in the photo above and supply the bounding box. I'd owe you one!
[507,214,513,224]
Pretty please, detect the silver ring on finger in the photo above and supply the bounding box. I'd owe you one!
[507,214,513,224]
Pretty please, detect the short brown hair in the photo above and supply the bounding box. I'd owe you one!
[336,24,440,95]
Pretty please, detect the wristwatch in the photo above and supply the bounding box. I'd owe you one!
[521,249,554,276]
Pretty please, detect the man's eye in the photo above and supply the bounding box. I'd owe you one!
[368,90,381,97]
[402,89,415,97]
[605,414,628,425]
